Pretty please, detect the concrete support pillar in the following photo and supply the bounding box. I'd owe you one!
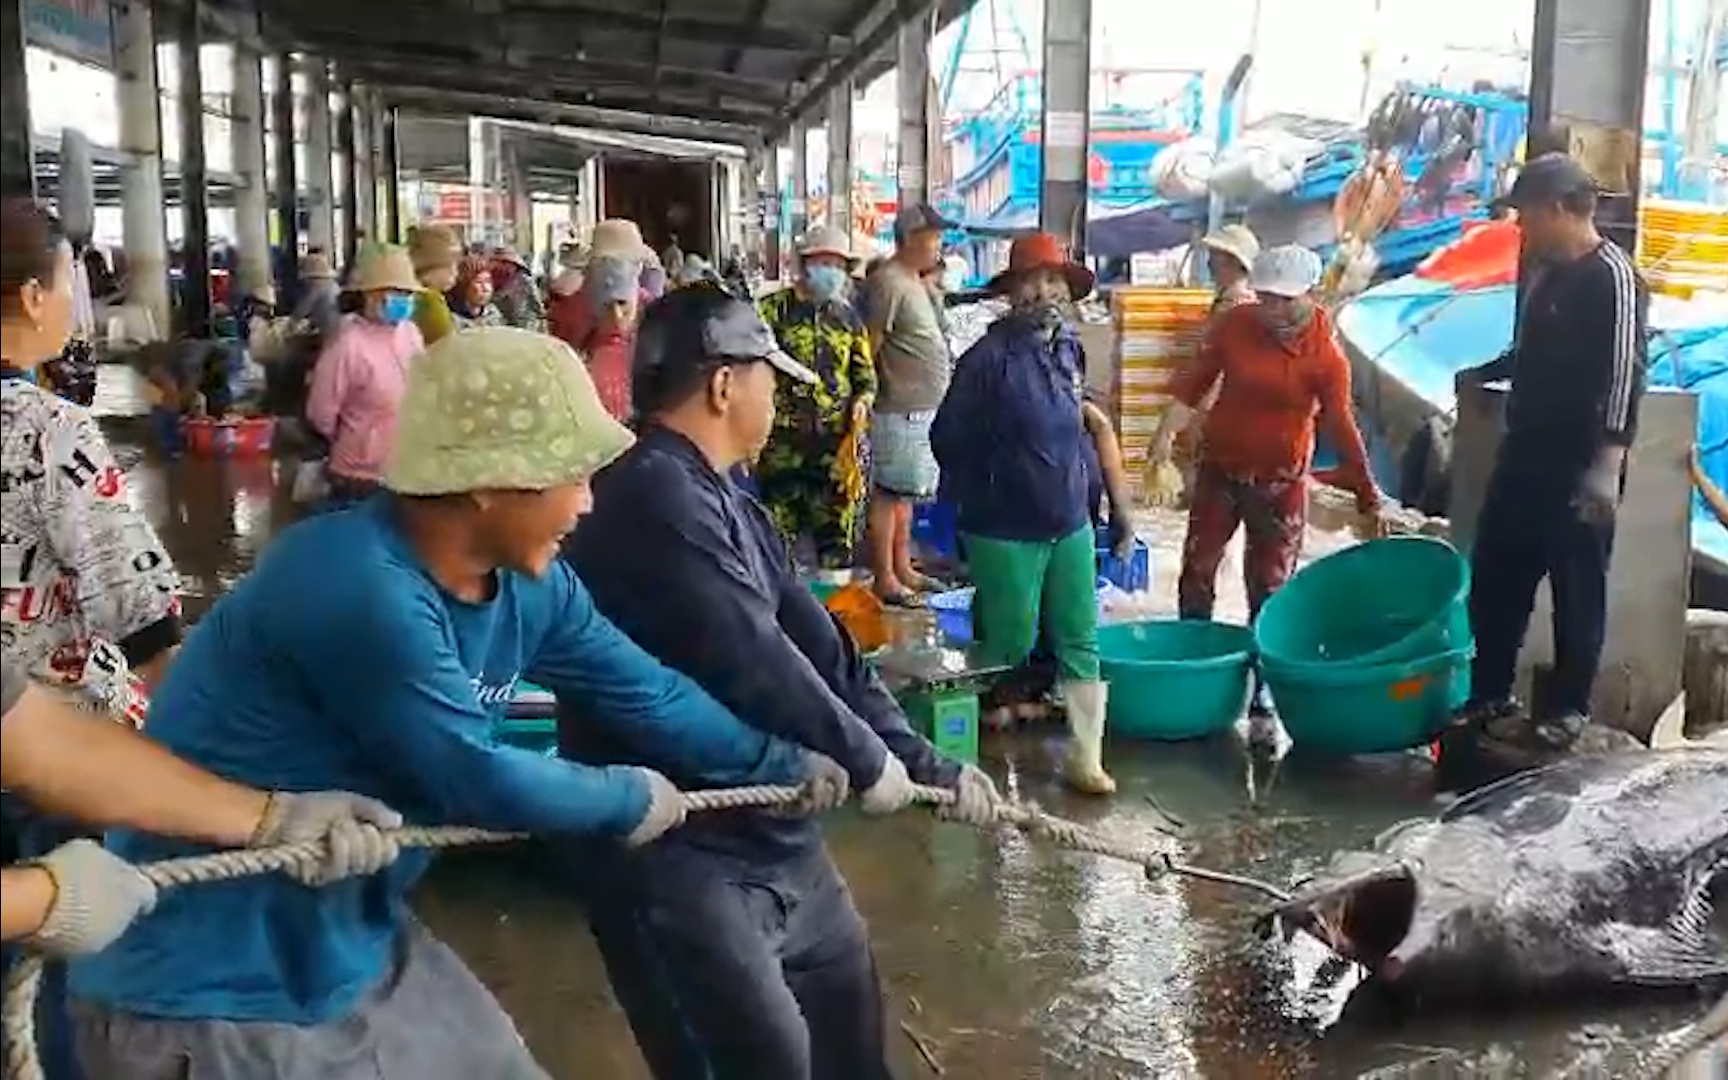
[747,145,773,274]
[336,85,358,268]
[504,140,532,254]
[380,104,400,243]
[895,18,932,210]
[825,83,854,239]
[1526,0,1653,256]
[174,0,212,337]
[114,0,169,336]
[350,84,376,244]
[1039,0,1093,255]
[229,43,271,301]
[300,56,336,261]
[271,52,299,296]
[789,117,808,246]
[1,0,34,197]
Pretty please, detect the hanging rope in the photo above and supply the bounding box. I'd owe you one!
[2,780,1287,1080]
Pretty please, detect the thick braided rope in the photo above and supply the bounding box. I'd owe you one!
[2,781,1267,1080]
[1643,989,1728,1077]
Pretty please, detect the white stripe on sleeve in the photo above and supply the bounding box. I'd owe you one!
[1601,244,1641,434]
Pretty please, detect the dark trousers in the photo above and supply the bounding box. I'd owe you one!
[1466,468,1615,718]
[563,841,893,1080]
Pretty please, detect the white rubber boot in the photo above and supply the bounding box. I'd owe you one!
[1061,680,1116,796]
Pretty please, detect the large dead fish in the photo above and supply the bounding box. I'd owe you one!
[1268,749,1728,1006]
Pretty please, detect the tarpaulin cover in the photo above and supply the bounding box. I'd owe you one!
[1339,248,1728,567]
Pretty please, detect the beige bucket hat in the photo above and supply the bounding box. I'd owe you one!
[384,327,635,496]
[408,225,462,274]
[300,252,336,280]
[795,224,858,268]
[348,245,421,294]
[1198,224,1261,273]
[590,218,652,262]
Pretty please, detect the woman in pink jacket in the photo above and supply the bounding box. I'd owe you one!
[306,245,425,506]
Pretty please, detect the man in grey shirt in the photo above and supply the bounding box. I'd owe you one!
[864,204,953,604]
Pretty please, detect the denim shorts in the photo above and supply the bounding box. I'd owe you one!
[870,410,939,501]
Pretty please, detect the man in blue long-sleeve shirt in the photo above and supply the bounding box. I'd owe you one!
[67,328,819,1080]
[562,285,1000,1080]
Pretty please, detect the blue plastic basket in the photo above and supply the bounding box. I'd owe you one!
[1095,528,1151,592]
[928,578,1114,647]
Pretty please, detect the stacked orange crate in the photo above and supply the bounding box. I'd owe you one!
[1110,287,1213,501]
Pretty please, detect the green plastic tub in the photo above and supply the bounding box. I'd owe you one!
[1098,620,1255,741]
[1255,536,1471,668]
[1262,646,1473,755]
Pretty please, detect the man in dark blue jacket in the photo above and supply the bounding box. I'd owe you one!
[561,285,1000,1080]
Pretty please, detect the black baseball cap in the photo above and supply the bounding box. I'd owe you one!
[1495,153,1600,210]
[893,203,953,243]
[633,286,817,412]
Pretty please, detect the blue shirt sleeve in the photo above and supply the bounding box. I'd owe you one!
[318,577,652,838]
[930,336,995,472]
[525,565,806,788]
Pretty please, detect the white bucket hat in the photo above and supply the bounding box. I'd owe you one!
[1198,224,1261,273]
[1249,244,1324,299]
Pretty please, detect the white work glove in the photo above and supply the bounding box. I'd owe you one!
[858,753,918,816]
[936,765,1001,827]
[251,791,405,887]
[784,751,851,816]
[1574,457,1622,525]
[623,768,689,847]
[24,840,158,957]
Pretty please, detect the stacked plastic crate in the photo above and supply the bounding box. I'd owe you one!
[1637,199,1728,299]
[1108,287,1214,499]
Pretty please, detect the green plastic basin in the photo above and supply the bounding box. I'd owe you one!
[1098,619,1255,741]
[1262,646,1472,755]
[1255,536,1471,668]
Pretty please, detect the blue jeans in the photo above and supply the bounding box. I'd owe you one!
[559,841,892,1080]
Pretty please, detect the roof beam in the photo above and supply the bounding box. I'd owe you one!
[359,65,774,129]
[383,86,762,146]
[293,29,793,105]
[769,0,928,140]
[267,1,835,55]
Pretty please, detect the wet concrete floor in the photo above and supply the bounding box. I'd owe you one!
[94,367,1709,1078]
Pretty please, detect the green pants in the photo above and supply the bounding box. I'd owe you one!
[964,527,1100,682]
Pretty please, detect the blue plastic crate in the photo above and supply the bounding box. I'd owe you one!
[1096,529,1151,593]
[911,501,960,560]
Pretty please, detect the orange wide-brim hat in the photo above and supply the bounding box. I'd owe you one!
[985,232,1096,299]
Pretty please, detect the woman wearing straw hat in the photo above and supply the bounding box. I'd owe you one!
[66,327,830,1080]
[407,225,462,345]
[930,232,1119,796]
[755,225,877,575]
[306,244,426,508]
[1198,223,1260,319]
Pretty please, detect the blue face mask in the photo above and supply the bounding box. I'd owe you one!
[377,293,416,325]
[805,265,848,302]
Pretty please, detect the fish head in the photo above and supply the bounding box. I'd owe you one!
[1269,847,1480,989]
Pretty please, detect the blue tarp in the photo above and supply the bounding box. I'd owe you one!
[1336,276,1728,567]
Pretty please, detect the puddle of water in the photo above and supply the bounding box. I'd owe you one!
[106,410,1708,1079]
